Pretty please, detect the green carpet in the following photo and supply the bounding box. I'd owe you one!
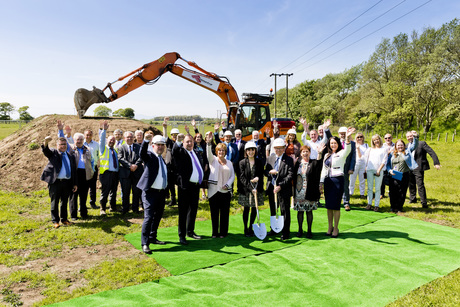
[56,214,460,306]
[125,207,392,275]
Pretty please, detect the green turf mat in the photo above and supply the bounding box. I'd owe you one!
[125,207,392,275]
[57,216,460,306]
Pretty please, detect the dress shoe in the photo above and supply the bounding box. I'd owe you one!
[365,204,372,210]
[344,205,351,211]
[296,231,303,238]
[100,209,106,216]
[212,235,218,239]
[267,229,277,236]
[187,232,202,240]
[306,232,313,239]
[53,223,60,229]
[280,235,290,240]
[90,204,100,209]
[179,237,188,245]
[325,227,334,236]
[331,229,339,238]
[374,206,379,212]
[142,245,152,254]
[152,239,166,245]
[71,217,78,221]
[422,204,428,208]
[62,220,73,226]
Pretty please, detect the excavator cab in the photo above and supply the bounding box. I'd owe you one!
[235,93,273,140]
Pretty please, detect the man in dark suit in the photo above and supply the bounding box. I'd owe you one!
[252,129,271,166]
[265,138,294,240]
[174,134,205,245]
[406,131,441,208]
[137,134,168,254]
[338,127,356,211]
[118,131,144,214]
[41,136,78,228]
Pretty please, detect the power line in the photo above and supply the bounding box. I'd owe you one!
[275,0,384,73]
[292,0,407,73]
[293,0,432,74]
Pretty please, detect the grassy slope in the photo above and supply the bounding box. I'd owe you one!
[0,137,458,306]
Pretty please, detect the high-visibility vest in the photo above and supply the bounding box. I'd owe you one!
[99,146,118,174]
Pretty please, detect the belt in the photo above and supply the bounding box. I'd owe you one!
[55,178,70,182]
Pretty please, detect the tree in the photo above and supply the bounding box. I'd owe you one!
[113,108,135,118]
[94,105,112,117]
[18,106,34,121]
[123,108,135,119]
[0,102,15,120]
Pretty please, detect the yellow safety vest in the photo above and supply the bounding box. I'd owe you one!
[99,146,118,174]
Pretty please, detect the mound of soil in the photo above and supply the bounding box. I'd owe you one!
[0,114,161,193]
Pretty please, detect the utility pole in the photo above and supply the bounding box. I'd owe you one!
[270,73,293,118]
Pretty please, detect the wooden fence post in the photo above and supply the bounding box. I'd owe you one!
[445,133,448,142]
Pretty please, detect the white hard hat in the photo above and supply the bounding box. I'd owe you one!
[224,130,233,136]
[170,128,180,135]
[152,135,166,144]
[273,138,286,148]
[338,127,347,133]
[244,141,257,150]
[287,128,296,135]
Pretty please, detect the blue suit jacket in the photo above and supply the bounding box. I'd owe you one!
[137,141,162,191]
[40,145,77,186]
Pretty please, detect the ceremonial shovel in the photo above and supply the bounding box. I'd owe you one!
[270,191,284,233]
[252,190,266,240]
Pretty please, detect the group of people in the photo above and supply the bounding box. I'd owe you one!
[41,117,441,254]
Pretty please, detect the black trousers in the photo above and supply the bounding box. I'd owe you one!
[99,170,119,210]
[88,166,98,207]
[141,188,166,246]
[70,168,89,218]
[177,183,200,238]
[49,179,72,223]
[267,184,291,237]
[166,165,176,200]
[409,169,427,205]
[209,192,231,236]
[120,174,141,213]
[389,172,409,211]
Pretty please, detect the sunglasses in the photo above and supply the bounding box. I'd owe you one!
[356,136,363,139]
[384,137,392,140]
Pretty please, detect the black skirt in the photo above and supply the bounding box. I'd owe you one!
[324,175,344,210]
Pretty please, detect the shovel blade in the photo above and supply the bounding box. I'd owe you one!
[252,223,267,240]
[270,215,284,233]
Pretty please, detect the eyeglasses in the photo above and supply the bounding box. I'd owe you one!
[384,137,392,140]
[356,136,363,139]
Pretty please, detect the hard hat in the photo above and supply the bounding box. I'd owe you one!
[152,135,166,144]
[224,130,233,136]
[244,141,257,150]
[170,128,180,135]
[273,138,286,148]
[287,128,296,135]
[338,127,347,133]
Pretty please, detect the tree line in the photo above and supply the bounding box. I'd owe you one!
[0,103,34,120]
[274,19,460,134]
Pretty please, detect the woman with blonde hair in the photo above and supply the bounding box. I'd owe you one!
[386,137,419,212]
[349,132,368,199]
[205,133,235,238]
[364,134,388,212]
[285,128,301,163]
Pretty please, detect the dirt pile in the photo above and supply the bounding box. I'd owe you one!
[0,114,161,193]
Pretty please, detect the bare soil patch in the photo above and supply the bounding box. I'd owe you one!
[0,115,160,193]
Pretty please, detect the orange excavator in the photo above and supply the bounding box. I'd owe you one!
[74,52,273,141]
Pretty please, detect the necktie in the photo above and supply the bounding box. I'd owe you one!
[272,157,280,185]
[61,152,70,178]
[111,148,117,169]
[190,151,203,184]
[159,156,167,189]
[342,141,345,148]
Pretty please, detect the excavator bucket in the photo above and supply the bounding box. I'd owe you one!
[74,87,108,118]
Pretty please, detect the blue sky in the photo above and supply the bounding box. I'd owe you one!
[1,0,458,119]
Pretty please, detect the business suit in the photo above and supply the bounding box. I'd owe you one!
[41,144,77,224]
[118,143,144,213]
[165,137,177,204]
[254,138,270,166]
[173,143,205,239]
[265,153,294,238]
[408,141,440,207]
[137,140,167,246]
[68,145,93,219]
[341,140,356,206]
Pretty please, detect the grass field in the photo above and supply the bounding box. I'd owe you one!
[0,132,459,305]
[0,123,23,140]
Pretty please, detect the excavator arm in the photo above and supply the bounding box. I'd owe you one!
[74,52,240,120]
